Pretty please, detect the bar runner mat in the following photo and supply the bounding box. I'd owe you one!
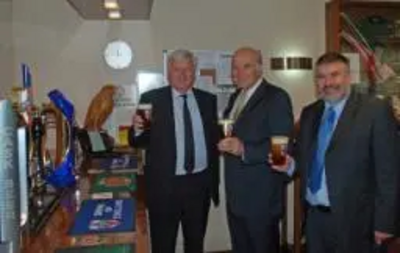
[55,243,135,253]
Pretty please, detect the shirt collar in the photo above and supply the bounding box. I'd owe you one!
[243,77,263,98]
[324,95,348,116]
[172,87,194,99]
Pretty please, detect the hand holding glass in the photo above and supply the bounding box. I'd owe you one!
[270,136,289,166]
[219,119,234,137]
[135,104,152,130]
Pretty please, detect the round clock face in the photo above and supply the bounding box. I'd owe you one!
[104,40,133,69]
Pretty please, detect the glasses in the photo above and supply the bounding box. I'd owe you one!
[270,136,289,166]
[219,118,234,137]
[136,103,152,130]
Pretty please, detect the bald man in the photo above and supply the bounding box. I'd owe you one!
[218,47,294,253]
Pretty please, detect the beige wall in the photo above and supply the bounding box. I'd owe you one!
[0,1,12,97]
[11,0,327,250]
[151,0,326,117]
[12,0,325,119]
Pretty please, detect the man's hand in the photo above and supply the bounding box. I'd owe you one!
[218,137,244,156]
[374,231,393,245]
[132,114,145,131]
[268,154,293,173]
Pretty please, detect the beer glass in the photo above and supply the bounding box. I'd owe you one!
[270,136,289,166]
[136,104,152,130]
[219,118,234,137]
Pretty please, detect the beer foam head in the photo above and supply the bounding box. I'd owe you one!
[219,119,234,125]
[137,103,152,110]
[271,136,288,144]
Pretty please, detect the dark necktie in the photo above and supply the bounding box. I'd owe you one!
[308,107,336,194]
[182,94,195,173]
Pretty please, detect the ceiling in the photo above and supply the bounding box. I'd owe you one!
[66,0,154,20]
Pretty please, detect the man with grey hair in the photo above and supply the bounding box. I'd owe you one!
[218,47,294,253]
[129,49,220,253]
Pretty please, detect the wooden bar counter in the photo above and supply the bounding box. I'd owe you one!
[21,157,149,253]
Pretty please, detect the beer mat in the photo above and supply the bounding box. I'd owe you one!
[91,191,132,200]
[69,198,135,235]
[55,244,135,253]
[90,173,136,194]
[88,155,139,174]
[71,233,137,247]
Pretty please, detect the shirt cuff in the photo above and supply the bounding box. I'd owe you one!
[134,128,144,137]
[241,144,246,162]
[287,158,296,176]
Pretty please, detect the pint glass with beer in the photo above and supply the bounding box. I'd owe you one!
[219,118,234,137]
[136,103,152,130]
[270,136,289,166]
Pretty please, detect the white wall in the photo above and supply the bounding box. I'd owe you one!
[13,0,156,121]
[12,0,327,251]
[0,0,13,97]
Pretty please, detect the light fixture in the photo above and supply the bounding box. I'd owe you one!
[270,57,285,70]
[286,57,312,70]
[270,57,313,70]
[108,10,121,19]
[104,0,119,10]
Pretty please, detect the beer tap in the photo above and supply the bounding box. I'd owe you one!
[29,109,46,208]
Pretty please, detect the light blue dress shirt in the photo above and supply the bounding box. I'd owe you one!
[172,88,208,175]
[306,98,347,206]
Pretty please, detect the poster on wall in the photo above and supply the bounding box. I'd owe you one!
[104,84,139,145]
[136,71,166,95]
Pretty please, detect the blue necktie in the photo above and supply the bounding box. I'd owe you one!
[308,107,336,194]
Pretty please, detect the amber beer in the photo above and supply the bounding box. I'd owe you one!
[219,118,234,137]
[270,136,289,165]
[136,104,152,130]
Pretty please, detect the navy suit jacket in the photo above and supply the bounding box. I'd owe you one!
[223,79,294,218]
[129,86,220,211]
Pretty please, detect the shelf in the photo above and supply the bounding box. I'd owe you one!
[342,2,400,9]
[386,37,400,45]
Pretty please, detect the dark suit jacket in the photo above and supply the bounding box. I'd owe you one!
[224,79,294,217]
[129,86,220,211]
[296,91,400,251]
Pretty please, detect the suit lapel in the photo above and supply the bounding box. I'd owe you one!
[327,92,360,154]
[224,89,240,119]
[193,89,208,137]
[193,88,215,147]
[162,87,177,171]
[304,101,324,174]
[309,101,325,143]
[235,80,267,123]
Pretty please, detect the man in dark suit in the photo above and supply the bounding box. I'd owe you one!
[129,49,220,253]
[218,47,294,253]
[272,52,400,253]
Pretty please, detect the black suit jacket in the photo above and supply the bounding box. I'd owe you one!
[297,91,400,250]
[129,86,220,211]
[224,79,294,217]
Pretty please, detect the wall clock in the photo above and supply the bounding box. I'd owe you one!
[104,40,133,69]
